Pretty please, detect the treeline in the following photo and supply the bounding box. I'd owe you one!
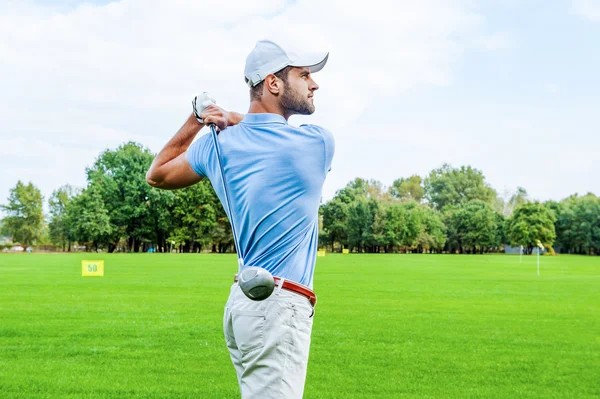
[320,175,599,255]
[1,143,233,253]
[1,142,599,255]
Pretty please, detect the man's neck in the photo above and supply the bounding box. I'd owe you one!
[247,100,291,120]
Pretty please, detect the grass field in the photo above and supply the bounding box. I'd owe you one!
[0,253,598,398]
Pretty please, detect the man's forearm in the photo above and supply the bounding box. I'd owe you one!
[150,113,202,171]
[146,108,245,188]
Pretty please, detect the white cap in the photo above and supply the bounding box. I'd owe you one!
[244,40,329,87]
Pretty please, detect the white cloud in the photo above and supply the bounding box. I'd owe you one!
[1,0,498,212]
[571,0,600,20]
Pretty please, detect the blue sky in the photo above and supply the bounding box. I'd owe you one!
[344,0,600,201]
[0,0,598,215]
[470,1,600,104]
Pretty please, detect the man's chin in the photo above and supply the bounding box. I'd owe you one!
[301,103,316,115]
[283,99,315,115]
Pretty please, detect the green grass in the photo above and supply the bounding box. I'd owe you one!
[0,253,598,398]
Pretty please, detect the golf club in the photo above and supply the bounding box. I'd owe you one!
[201,95,275,301]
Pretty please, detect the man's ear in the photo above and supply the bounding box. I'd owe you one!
[264,74,282,95]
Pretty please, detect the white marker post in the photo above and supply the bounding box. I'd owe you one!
[520,245,523,264]
[536,240,544,276]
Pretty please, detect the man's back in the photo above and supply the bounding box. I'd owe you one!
[187,113,334,288]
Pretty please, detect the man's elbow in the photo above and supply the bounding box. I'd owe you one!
[145,165,201,191]
[145,169,162,188]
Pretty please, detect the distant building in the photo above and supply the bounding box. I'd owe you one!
[0,237,25,252]
[504,245,544,255]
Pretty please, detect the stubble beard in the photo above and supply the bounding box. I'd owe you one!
[280,85,315,116]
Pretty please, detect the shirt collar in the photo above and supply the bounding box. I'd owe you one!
[241,113,287,125]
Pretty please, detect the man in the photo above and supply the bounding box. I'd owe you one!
[146,39,334,398]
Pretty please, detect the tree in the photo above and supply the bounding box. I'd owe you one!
[320,190,352,252]
[574,194,600,255]
[320,178,389,253]
[145,183,176,253]
[412,204,446,252]
[66,186,113,251]
[373,201,445,253]
[347,197,381,253]
[1,181,44,247]
[389,175,425,202]
[211,203,235,253]
[378,202,411,252]
[424,163,496,211]
[494,212,507,249]
[443,206,464,254]
[48,185,77,251]
[86,142,172,252]
[443,200,501,254]
[461,200,500,253]
[342,177,389,201]
[506,202,556,254]
[169,180,220,253]
[554,194,600,255]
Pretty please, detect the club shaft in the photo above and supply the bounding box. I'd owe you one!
[209,124,240,260]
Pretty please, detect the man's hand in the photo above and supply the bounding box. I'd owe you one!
[200,105,244,131]
[145,93,245,190]
[192,92,244,131]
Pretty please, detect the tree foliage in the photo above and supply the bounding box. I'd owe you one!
[4,146,598,256]
[48,185,77,251]
[39,142,231,253]
[506,202,556,254]
[424,164,496,210]
[66,186,113,251]
[552,194,600,254]
[0,181,44,247]
[444,200,503,254]
[321,180,447,253]
[389,175,424,202]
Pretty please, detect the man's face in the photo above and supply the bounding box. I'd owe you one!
[279,67,319,115]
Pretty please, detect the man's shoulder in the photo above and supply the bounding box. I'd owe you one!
[299,124,334,140]
[299,123,330,132]
[186,131,215,177]
[190,131,213,152]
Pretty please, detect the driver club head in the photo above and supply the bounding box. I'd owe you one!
[238,266,275,301]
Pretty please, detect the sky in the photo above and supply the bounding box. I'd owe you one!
[1,0,599,215]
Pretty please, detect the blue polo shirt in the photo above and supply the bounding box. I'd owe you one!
[186,113,334,289]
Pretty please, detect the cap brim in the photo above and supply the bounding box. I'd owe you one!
[289,52,329,74]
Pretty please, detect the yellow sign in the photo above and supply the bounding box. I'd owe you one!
[317,250,326,257]
[342,249,350,254]
[82,260,104,277]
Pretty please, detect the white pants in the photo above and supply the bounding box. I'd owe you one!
[223,283,315,399]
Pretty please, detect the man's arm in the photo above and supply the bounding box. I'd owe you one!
[146,106,244,190]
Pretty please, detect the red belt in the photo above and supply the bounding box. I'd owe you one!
[234,274,317,307]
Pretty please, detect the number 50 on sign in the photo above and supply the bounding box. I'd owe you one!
[82,260,104,277]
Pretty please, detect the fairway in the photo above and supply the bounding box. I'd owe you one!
[0,254,598,399]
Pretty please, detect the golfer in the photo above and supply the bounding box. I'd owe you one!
[146,39,334,398]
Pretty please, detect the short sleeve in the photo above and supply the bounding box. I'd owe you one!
[300,124,335,174]
[186,133,212,177]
